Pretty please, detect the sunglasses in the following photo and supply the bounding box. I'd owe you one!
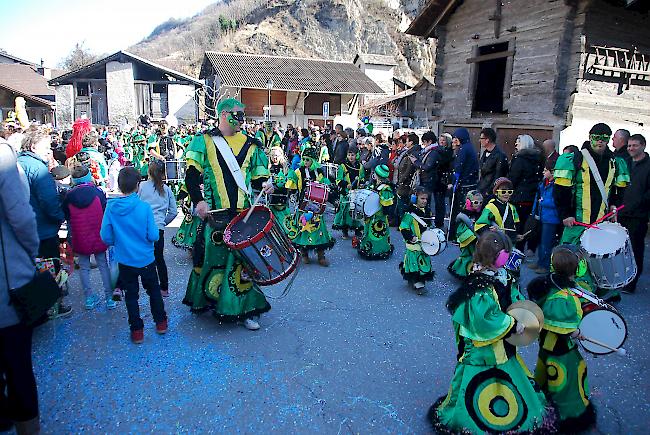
[590,134,610,142]
[228,111,246,122]
[496,189,514,195]
[469,199,482,207]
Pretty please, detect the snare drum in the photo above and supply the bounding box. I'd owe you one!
[165,160,187,181]
[421,229,447,256]
[300,181,329,215]
[349,189,381,220]
[223,205,298,286]
[505,248,526,272]
[580,221,637,289]
[579,303,627,355]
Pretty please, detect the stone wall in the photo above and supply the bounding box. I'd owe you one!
[168,84,197,124]
[106,61,136,126]
[55,85,74,128]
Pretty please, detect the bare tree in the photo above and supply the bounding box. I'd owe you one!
[59,42,98,71]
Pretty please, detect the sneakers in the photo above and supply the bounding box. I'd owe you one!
[85,294,100,310]
[112,287,123,301]
[49,302,73,319]
[317,251,329,267]
[106,299,118,310]
[351,236,360,249]
[243,318,260,330]
[413,281,426,295]
[131,329,144,344]
[156,319,168,334]
[160,289,169,298]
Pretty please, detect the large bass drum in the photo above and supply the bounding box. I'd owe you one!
[223,206,298,286]
[579,303,627,355]
[349,189,381,220]
[421,229,447,256]
[580,221,637,289]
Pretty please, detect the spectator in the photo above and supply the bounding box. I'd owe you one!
[62,165,115,310]
[17,126,71,318]
[414,131,448,228]
[363,134,390,175]
[612,128,631,164]
[0,128,41,434]
[394,133,421,220]
[542,139,559,170]
[529,159,561,274]
[448,128,479,235]
[477,128,508,197]
[138,161,178,298]
[331,124,349,164]
[509,134,544,252]
[619,134,649,294]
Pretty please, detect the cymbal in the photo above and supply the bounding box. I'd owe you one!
[506,302,544,347]
[508,300,544,326]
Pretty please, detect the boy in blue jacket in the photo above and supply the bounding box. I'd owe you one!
[530,160,561,273]
[100,167,167,344]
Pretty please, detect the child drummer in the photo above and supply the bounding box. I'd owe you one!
[332,145,364,240]
[285,145,335,266]
[527,245,596,433]
[399,187,434,294]
[268,146,294,236]
[448,189,483,280]
[358,164,394,259]
[475,177,521,242]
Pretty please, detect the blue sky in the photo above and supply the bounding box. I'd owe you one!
[0,0,218,67]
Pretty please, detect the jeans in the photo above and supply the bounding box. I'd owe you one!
[537,223,561,270]
[118,262,167,331]
[154,229,168,290]
[78,251,113,299]
[620,216,647,291]
[449,184,476,236]
[0,324,38,422]
[430,190,446,228]
[396,195,410,223]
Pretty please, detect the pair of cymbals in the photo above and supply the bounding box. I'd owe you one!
[505,301,545,347]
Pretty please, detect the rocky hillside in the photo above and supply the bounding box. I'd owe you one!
[129,0,434,85]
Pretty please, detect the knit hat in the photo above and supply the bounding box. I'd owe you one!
[375,164,390,179]
[492,177,513,194]
[50,165,70,181]
[301,146,318,160]
[348,145,359,155]
[71,165,93,185]
[589,123,612,137]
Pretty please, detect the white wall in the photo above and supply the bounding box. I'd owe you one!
[168,84,197,124]
[106,61,136,126]
[362,64,394,97]
[55,84,74,128]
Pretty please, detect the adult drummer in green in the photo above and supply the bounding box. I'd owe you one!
[182,98,274,331]
[553,123,629,300]
[358,164,394,259]
[332,144,364,239]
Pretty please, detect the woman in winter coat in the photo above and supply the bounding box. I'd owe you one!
[62,165,115,310]
[509,134,543,252]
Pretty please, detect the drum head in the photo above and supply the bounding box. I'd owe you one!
[581,222,627,255]
[579,308,627,355]
[363,191,381,217]
[421,230,440,256]
[223,206,273,248]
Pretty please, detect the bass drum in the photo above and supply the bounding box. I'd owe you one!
[349,189,381,220]
[579,303,627,355]
[421,229,447,256]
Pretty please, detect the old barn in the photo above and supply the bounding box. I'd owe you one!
[406,0,650,154]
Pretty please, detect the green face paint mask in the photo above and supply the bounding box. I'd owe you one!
[226,111,245,127]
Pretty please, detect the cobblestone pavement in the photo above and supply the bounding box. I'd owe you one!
[22,215,650,433]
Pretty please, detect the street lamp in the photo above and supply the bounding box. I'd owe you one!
[266,79,274,121]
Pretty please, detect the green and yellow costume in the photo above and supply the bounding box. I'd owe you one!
[285,160,335,251]
[475,198,520,239]
[358,182,394,259]
[448,212,479,280]
[182,130,271,319]
[332,162,364,233]
[172,185,201,251]
[528,274,596,432]
[269,164,296,237]
[398,206,434,283]
[430,271,555,434]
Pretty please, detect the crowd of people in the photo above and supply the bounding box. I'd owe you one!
[0,97,648,433]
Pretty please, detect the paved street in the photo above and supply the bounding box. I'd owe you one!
[25,215,650,433]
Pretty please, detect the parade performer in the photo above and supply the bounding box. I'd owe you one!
[475,177,520,242]
[399,187,434,293]
[65,118,92,159]
[429,231,556,434]
[285,145,335,266]
[358,164,394,259]
[448,189,483,280]
[528,246,596,432]
[182,98,273,331]
[268,146,295,236]
[171,184,201,251]
[332,145,364,239]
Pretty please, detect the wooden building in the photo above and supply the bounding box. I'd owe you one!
[406,0,650,155]
[49,51,202,128]
[200,52,385,127]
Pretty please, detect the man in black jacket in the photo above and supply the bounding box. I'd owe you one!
[477,128,508,197]
[414,131,452,228]
[331,124,349,164]
[619,134,649,294]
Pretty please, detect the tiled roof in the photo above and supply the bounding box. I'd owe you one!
[0,64,54,97]
[0,52,37,66]
[203,52,385,94]
[0,83,54,108]
[362,89,416,108]
[354,53,397,66]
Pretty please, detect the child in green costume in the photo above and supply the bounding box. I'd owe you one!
[172,184,201,251]
[285,145,335,266]
[475,177,520,243]
[332,145,364,239]
[430,231,556,434]
[528,245,596,433]
[268,146,296,237]
[399,187,434,293]
[448,189,483,280]
[358,164,394,259]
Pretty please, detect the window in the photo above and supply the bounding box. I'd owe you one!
[469,42,512,114]
[76,82,89,97]
[153,83,168,94]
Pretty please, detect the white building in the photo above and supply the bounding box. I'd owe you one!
[353,54,397,102]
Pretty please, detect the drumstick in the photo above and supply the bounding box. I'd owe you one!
[243,190,266,223]
[575,221,599,229]
[579,336,627,356]
[593,204,625,225]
